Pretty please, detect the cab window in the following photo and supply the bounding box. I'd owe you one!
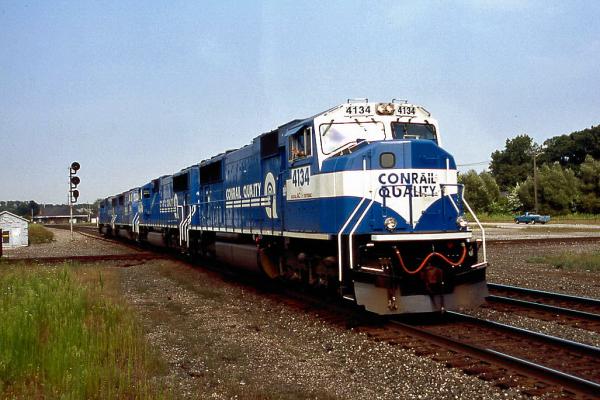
[289,127,312,161]
[319,121,385,155]
[391,122,437,143]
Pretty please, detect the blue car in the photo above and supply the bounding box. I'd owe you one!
[514,212,550,224]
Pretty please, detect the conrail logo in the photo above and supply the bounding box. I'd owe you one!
[264,172,277,219]
[223,172,278,219]
[378,172,438,198]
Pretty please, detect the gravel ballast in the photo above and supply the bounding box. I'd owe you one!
[4,226,599,398]
[2,227,139,258]
[120,260,523,399]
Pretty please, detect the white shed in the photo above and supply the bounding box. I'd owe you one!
[0,211,29,248]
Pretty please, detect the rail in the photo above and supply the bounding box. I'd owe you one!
[488,283,600,307]
[390,318,600,397]
[391,312,600,397]
[447,311,600,355]
[487,294,600,321]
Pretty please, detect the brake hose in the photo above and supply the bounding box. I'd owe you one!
[394,245,467,275]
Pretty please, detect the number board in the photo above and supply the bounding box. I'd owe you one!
[344,104,373,117]
[396,105,416,116]
[288,165,314,200]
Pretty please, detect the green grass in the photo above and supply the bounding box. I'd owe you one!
[465,212,514,222]
[28,224,54,244]
[549,213,600,224]
[0,263,167,399]
[527,251,600,272]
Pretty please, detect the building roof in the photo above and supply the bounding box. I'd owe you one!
[0,211,29,223]
[34,205,88,218]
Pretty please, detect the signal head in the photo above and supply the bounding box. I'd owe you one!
[70,162,80,172]
[70,176,81,186]
[72,190,79,202]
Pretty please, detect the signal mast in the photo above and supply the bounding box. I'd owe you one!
[68,162,81,239]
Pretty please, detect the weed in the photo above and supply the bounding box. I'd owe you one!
[527,251,600,272]
[27,224,54,244]
[0,263,168,398]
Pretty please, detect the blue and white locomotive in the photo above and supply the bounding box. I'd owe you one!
[99,99,488,314]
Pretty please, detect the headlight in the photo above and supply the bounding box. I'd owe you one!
[384,217,397,231]
[376,103,395,115]
[456,216,468,229]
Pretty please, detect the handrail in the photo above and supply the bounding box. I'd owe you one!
[441,184,461,215]
[441,183,486,264]
[337,198,367,282]
[348,199,374,270]
[461,197,486,263]
[439,183,486,263]
[193,193,279,235]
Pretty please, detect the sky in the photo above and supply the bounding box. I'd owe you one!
[1,0,599,204]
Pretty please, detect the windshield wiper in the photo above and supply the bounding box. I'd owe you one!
[321,119,334,136]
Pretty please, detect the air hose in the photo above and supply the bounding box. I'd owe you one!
[394,245,467,275]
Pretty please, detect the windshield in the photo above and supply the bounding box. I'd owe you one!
[391,122,437,143]
[319,121,385,155]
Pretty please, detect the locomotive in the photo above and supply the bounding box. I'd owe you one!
[99,99,488,314]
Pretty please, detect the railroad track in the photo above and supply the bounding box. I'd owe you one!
[268,282,600,398]
[28,225,600,397]
[377,312,600,398]
[1,252,167,264]
[350,283,600,398]
[1,226,165,264]
[486,236,600,245]
[486,283,600,333]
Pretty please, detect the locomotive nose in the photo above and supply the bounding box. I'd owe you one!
[327,139,454,171]
[325,139,459,234]
[372,139,454,170]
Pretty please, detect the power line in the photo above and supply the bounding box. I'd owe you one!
[457,160,490,167]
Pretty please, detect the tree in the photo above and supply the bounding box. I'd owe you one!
[459,170,499,213]
[518,164,580,214]
[542,125,600,170]
[506,185,523,212]
[578,156,600,213]
[0,200,39,219]
[490,135,535,190]
[480,172,500,203]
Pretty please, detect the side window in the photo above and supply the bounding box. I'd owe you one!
[2,230,9,244]
[289,127,312,161]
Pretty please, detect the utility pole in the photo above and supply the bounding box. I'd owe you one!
[533,153,538,214]
[531,144,545,214]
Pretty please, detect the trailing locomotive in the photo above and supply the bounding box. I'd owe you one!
[99,99,488,314]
